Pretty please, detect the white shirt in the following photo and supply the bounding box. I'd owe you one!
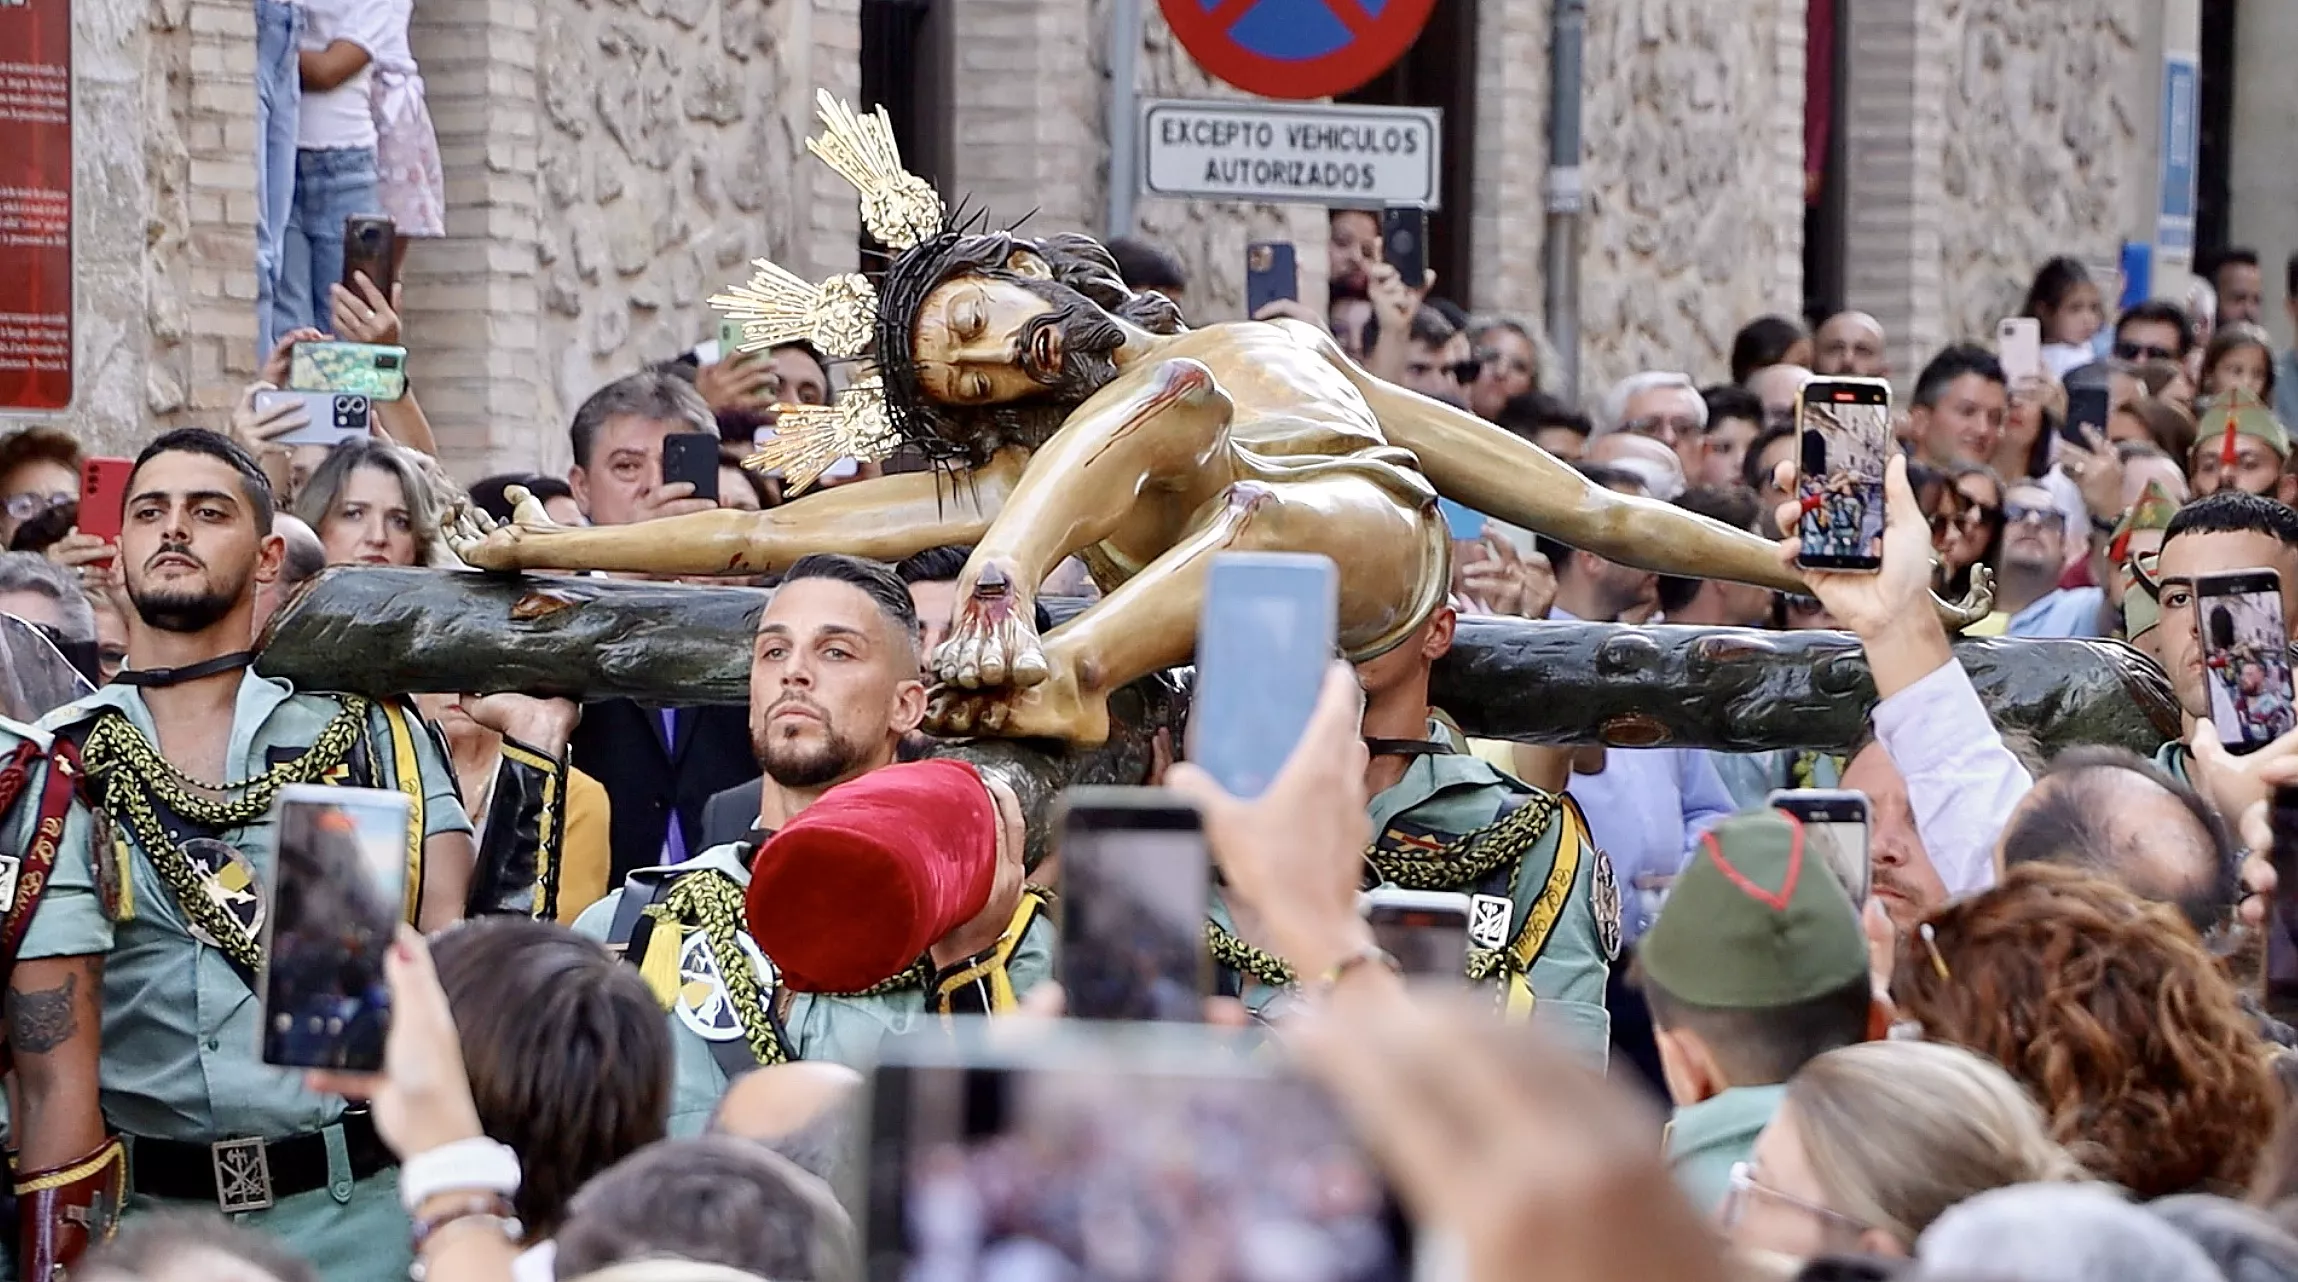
[296,0,406,150]
[1868,659,2032,897]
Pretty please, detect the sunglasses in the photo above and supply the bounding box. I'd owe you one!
[2003,502,2064,530]
[2114,341,2179,362]
[1447,358,1484,384]
[1472,349,1534,378]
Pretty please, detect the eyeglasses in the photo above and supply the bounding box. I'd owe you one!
[1718,1162,1871,1237]
[2,490,72,523]
[1621,415,1703,442]
[1473,349,1535,379]
[2003,502,2064,530]
[2114,341,2179,362]
[1447,358,1484,385]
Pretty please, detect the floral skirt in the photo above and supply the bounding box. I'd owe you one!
[372,71,445,237]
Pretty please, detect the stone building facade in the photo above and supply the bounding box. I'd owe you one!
[39,0,2210,474]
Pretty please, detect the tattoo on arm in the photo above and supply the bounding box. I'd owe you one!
[7,974,78,1054]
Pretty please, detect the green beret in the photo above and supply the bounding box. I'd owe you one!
[1639,810,1869,1009]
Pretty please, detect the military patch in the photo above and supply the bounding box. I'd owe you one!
[672,928,777,1043]
[1376,821,1449,857]
[1592,845,1623,962]
[1468,893,1512,951]
[180,837,263,949]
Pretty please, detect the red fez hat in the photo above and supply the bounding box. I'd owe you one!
[745,759,999,993]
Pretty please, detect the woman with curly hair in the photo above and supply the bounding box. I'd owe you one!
[1893,863,2280,1198]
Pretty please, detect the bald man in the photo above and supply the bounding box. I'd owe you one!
[1813,311,1888,378]
[1997,747,2237,932]
[252,513,326,636]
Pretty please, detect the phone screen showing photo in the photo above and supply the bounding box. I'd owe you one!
[1059,796,1208,1022]
[258,785,410,1071]
[2197,571,2296,754]
[1796,381,1891,572]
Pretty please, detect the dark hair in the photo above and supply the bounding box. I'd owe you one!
[568,369,714,469]
[8,498,76,554]
[1534,463,1646,572]
[554,1136,853,1282]
[1657,486,1763,614]
[2120,397,2200,462]
[1730,314,1810,385]
[1408,304,1456,349]
[431,919,672,1239]
[1700,383,1766,431]
[1103,236,1187,294]
[1424,295,1471,333]
[0,425,82,486]
[2022,255,2096,320]
[2166,490,2298,552]
[130,428,275,534]
[1491,390,1592,443]
[2285,251,2298,302]
[1912,344,2008,409]
[1742,422,1797,492]
[894,544,972,585]
[1998,746,2239,931]
[2203,246,2263,281]
[781,554,921,638]
[2204,325,2280,401]
[467,474,575,526]
[2119,300,2198,358]
[81,1210,316,1282]
[1639,969,1873,1085]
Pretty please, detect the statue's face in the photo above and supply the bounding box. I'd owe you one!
[912,274,1061,406]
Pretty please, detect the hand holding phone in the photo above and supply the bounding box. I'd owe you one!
[260,785,413,1071]
[1359,888,1470,981]
[1058,787,1209,1021]
[253,390,373,447]
[1767,789,1871,903]
[2195,570,2296,754]
[1381,207,1429,291]
[659,432,723,504]
[341,215,398,300]
[1245,242,1299,320]
[76,457,132,551]
[1795,378,1892,573]
[1996,317,2042,384]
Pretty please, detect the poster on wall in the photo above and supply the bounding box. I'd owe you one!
[0,0,72,413]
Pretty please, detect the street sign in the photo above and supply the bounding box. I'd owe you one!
[1140,98,1441,208]
[0,0,73,413]
[2157,52,2199,262]
[1158,0,1439,101]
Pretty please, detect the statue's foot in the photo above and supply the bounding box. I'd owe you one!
[446,485,556,573]
[932,559,1049,689]
[926,650,1111,745]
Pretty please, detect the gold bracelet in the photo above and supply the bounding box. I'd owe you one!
[1311,944,1401,998]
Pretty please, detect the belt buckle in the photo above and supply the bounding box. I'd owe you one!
[211,1136,274,1214]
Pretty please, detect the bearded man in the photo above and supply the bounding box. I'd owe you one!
[575,554,1044,1133]
[16,430,477,1282]
[454,95,1986,747]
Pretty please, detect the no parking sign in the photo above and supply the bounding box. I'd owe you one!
[1158,0,1439,101]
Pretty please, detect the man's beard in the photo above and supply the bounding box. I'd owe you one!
[753,701,871,790]
[127,548,246,634]
[1014,280,1128,403]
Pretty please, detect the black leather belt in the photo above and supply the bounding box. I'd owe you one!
[129,1111,395,1213]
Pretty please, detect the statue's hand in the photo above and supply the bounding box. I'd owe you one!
[445,484,557,573]
[932,559,1049,689]
[1931,563,1995,632]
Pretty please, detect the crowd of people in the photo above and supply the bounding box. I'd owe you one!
[17,72,2298,1282]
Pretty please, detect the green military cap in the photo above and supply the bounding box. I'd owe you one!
[1639,810,1867,1008]
[2123,549,2163,640]
[2196,387,2291,461]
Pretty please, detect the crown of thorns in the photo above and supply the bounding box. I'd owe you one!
[709,92,1015,490]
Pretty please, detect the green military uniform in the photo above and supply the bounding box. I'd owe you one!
[23,675,468,1282]
[1639,809,1871,1216]
[1210,719,1617,1067]
[575,840,1055,1136]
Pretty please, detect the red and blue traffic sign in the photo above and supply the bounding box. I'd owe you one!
[1158,0,1440,101]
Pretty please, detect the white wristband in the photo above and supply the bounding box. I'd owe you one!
[398,1138,523,1212]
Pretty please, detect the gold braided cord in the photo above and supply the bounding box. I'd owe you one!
[806,90,945,250]
[647,871,788,1067]
[76,703,373,970]
[1366,793,1557,891]
[1207,922,1295,989]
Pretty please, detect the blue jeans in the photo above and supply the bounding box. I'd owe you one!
[275,147,379,339]
[253,0,302,356]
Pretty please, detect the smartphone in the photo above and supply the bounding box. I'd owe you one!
[1996,316,2042,384]
[1056,788,1208,1021]
[1381,207,1428,288]
[2196,569,2297,754]
[717,316,749,363]
[288,341,407,401]
[258,784,412,1071]
[1438,496,1487,542]
[1767,789,1871,904]
[1244,241,1298,318]
[1189,553,1340,799]
[660,431,722,503]
[76,457,132,547]
[253,389,372,447]
[1794,377,1891,572]
[2266,784,2298,1012]
[1360,887,1470,981]
[866,1025,1414,1282]
[340,215,397,300]
[2063,385,2111,448]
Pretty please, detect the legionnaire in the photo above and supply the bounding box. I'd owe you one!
[1209,604,1616,1063]
[575,555,1047,1133]
[14,431,474,1282]
[1635,809,1880,1215]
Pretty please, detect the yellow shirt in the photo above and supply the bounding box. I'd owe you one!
[1960,610,2012,638]
[557,767,613,923]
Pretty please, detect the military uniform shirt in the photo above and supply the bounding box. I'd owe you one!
[1666,1082,1788,1216]
[576,842,1056,1135]
[22,675,470,1142]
